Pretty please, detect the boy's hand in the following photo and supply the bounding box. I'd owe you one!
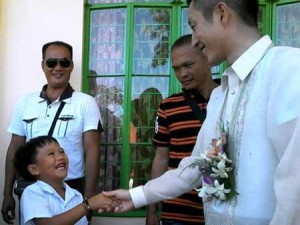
[101,189,134,213]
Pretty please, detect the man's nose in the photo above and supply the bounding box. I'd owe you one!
[54,63,63,70]
[56,151,66,159]
[53,61,64,70]
[191,34,198,47]
[178,68,188,78]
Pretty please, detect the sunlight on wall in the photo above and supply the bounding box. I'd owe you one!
[0,0,84,224]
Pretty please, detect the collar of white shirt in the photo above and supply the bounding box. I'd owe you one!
[221,35,273,91]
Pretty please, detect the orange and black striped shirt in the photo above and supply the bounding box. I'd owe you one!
[153,90,208,225]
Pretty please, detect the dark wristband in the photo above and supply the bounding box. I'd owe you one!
[83,197,92,212]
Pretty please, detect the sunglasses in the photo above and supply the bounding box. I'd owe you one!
[44,58,72,68]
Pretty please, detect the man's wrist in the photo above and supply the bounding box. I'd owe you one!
[3,186,14,196]
[147,204,158,213]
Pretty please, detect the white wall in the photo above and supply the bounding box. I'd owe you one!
[0,1,146,224]
[0,0,84,223]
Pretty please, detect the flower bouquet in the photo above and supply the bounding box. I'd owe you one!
[189,132,238,201]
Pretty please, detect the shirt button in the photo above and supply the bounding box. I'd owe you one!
[47,115,50,117]
[49,106,51,109]
[231,90,236,95]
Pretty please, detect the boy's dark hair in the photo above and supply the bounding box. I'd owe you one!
[186,0,258,27]
[171,34,192,52]
[42,41,73,59]
[14,136,59,182]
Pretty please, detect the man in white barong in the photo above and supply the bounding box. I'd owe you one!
[103,0,300,224]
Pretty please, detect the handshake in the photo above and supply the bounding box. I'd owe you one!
[89,189,134,213]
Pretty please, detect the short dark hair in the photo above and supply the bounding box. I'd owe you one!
[171,34,192,52]
[42,41,73,59]
[186,0,258,27]
[14,136,59,182]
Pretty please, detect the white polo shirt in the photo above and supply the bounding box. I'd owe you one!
[20,180,88,225]
[8,85,102,180]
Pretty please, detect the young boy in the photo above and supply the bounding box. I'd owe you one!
[15,136,114,225]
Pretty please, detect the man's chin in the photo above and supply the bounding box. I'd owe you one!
[183,86,195,91]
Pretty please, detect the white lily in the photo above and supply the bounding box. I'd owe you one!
[196,184,217,198]
[217,152,233,163]
[195,186,207,198]
[199,151,213,163]
[191,133,237,202]
[211,159,232,178]
[215,137,223,147]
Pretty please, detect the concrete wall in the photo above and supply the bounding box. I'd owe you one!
[92,217,145,225]
[0,0,84,224]
[0,0,145,224]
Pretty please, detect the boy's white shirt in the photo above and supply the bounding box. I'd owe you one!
[20,180,88,225]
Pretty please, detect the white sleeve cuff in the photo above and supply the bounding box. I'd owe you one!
[129,186,147,209]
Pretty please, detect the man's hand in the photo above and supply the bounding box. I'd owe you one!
[102,189,134,213]
[1,195,16,224]
[2,135,25,224]
[146,204,160,225]
[146,213,160,225]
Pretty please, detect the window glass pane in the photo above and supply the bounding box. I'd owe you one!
[130,145,155,186]
[276,3,300,47]
[181,8,191,35]
[133,8,171,75]
[89,77,124,191]
[91,77,124,142]
[98,145,121,191]
[258,6,264,34]
[130,77,167,144]
[211,66,220,79]
[130,77,167,186]
[90,9,126,75]
[131,77,168,104]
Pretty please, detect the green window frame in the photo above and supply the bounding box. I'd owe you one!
[82,0,300,217]
[271,0,300,47]
[83,0,198,217]
[259,0,300,48]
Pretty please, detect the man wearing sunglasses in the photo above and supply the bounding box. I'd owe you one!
[1,41,103,224]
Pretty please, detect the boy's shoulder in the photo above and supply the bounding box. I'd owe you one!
[22,180,52,194]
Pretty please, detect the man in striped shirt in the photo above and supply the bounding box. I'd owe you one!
[146,34,219,225]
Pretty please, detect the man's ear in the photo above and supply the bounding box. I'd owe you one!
[214,2,230,24]
[69,61,74,72]
[41,60,46,71]
[28,164,40,176]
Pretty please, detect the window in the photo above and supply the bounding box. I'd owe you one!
[274,1,300,47]
[84,1,209,216]
[83,0,300,217]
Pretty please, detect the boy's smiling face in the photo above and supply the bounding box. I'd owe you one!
[28,141,69,184]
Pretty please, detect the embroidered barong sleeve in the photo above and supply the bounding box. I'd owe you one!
[270,117,300,225]
[129,153,203,208]
[266,47,300,225]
